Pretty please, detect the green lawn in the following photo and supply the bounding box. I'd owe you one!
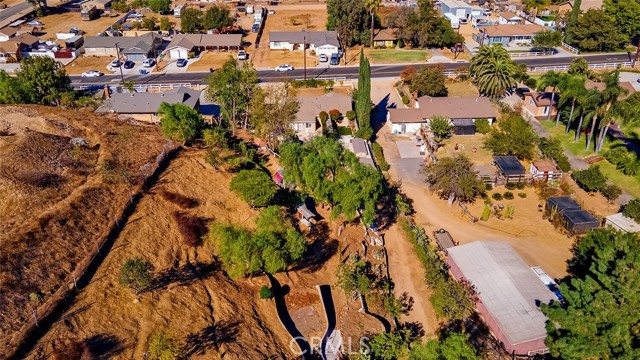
[540,120,640,198]
[366,49,431,64]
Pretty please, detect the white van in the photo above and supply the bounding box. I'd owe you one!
[444,13,459,29]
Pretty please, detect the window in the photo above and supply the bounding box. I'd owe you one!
[272,41,281,47]
[543,106,549,115]
[529,99,534,106]
[305,122,312,129]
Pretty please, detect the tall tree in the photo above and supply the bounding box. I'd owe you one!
[180,8,203,34]
[327,0,369,48]
[568,57,590,75]
[531,30,562,52]
[604,0,640,45]
[484,114,538,160]
[202,5,235,31]
[409,0,464,48]
[539,71,563,122]
[574,88,600,142]
[249,84,299,148]
[421,153,485,204]
[410,333,479,360]
[206,57,258,134]
[365,0,380,48]
[557,75,586,134]
[469,44,516,98]
[0,71,27,104]
[542,229,640,360]
[355,51,373,139]
[564,0,581,44]
[565,9,628,52]
[16,56,71,104]
[158,103,204,144]
[594,69,628,152]
[522,0,550,19]
[147,0,170,14]
[383,6,414,45]
[409,65,448,97]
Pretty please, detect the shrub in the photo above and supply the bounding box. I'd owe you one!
[601,184,622,203]
[475,118,491,134]
[622,199,640,223]
[505,182,516,190]
[492,193,503,200]
[319,111,329,123]
[259,285,273,299]
[372,142,390,171]
[329,109,341,121]
[485,183,493,191]
[346,110,356,121]
[503,191,514,200]
[516,182,525,190]
[603,147,629,165]
[395,192,414,216]
[518,192,527,198]
[337,126,353,136]
[203,127,228,149]
[572,165,607,192]
[147,331,179,360]
[401,94,410,105]
[171,211,205,247]
[158,189,198,209]
[230,170,276,207]
[119,257,151,294]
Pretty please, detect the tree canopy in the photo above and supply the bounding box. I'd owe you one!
[209,206,306,278]
[158,102,204,144]
[355,51,373,139]
[249,84,299,148]
[428,115,453,142]
[16,56,71,104]
[604,0,640,45]
[147,0,170,14]
[119,257,152,294]
[565,9,628,52]
[572,165,608,193]
[469,45,516,98]
[421,154,485,203]
[279,136,384,224]
[542,229,640,360]
[180,8,203,34]
[326,0,369,46]
[483,114,538,160]
[409,65,448,97]
[532,30,562,51]
[230,169,276,207]
[202,5,235,31]
[622,199,640,223]
[409,333,479,360]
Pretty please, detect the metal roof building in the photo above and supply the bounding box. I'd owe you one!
[604,213,640,233]
[446,241,556,355]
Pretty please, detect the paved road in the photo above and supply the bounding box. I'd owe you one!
[71,52,634,88]
[0,2,33,25]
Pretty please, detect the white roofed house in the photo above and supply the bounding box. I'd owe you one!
[294,92,352,140]
[386,96,497,135]
[165,34,243,59]
[269,30,341,58]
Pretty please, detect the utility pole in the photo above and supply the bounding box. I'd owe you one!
[115,42,125,84]
[302,28,307,80]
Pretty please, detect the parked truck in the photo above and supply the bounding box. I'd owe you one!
[444,13,459,29]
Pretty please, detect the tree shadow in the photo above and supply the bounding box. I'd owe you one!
[84,333,125,359]
[267,274,311,358]
[371,94,391,141]
[181,320,239,358]
[290,222,339,273]
[145,261,219,292]
[400,321,425,340]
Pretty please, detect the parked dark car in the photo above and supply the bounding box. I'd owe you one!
[329,53,339,65]
[123,61,134,69]
[515,87,530,99]
[251,23,260,33]
[176,58,188,67]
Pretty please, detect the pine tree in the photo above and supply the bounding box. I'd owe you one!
[355,51,373,139]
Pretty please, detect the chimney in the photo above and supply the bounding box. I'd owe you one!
[104,85,110,99]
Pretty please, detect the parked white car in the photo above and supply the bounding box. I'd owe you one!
[237,50,248,60]
[81,70,103,78]
[275,64,293,72]
[142,58,155,67]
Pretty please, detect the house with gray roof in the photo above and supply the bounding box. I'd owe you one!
[447,241,556,355]
[386,95,497,135]
[96,86,202,122]
[269,30,340,58]
[83,33,162,60]
[294,92,352,140]
[165,34,243,59]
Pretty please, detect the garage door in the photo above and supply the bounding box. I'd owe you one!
[170,49,188,59]
[455,8,467,18]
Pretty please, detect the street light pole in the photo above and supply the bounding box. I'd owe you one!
[115,42,125,84]
[302,28,307,81]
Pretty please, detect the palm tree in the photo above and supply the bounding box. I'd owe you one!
[469,45,516,98]
[365,0,381,48]
[523,0,550,19]
[594,69,629,152]
[539,71,562,122]
[557,75,587,134]
[574,89,600,143]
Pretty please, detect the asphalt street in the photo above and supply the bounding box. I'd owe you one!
[71,52,635,88]
[0,2,32,22]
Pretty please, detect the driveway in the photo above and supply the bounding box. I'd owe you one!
[620,72,640,92]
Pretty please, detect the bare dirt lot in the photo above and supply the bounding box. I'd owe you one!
[65,55,113,74]
[37,11,119,42]
[23,144,383,359]
[0,106,168,357]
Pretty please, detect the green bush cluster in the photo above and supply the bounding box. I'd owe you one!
[259,285,273,299]
[503,191,514,200]
[492,193,503,200]
[518,192,527,198]
[572,165,607,193]
[337,126,353,136]
[286,79,334,88]
[401,94,410,105]
[474,118,491,134]
[372,142,390,171]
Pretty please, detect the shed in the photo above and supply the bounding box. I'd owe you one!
[604,213,640,233]
[452,119,475,136]
[530,159,561,182]
[545,196,581,215]
[493,156,525,183]
[65,35,84,49]
[562,210,599,235]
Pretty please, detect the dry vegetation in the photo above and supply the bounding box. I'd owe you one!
[0,106,167,357]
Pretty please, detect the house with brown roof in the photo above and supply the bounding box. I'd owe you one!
[473,23,546,46]
[386,96,497,135]
[0,27,18,41]
[293,92,352,140]
[373,28,399,48]
[165,34,243,59]
[0,33,39,62]
[530,159,562,181]
[522,91,558,120]
[585,80,636,100]
[498,11,523,24]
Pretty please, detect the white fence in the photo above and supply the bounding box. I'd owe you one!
[561,42,580,54]
[510,51,555,58]
[528,61,633,73]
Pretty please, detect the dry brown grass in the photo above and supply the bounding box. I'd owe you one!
[0,106,167,357]
[65,56,114,75]
[158,189,199,209]
[172,211,206,247]
[38,12,120,43]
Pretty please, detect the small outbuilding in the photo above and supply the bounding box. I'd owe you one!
[530,159,561,182]
[545,196,581,215]
[604,213,640,233]
[493,156,526,183]
[562,210,599,235]
[296,200,317,227]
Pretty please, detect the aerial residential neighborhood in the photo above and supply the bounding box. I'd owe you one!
[1,0,640,359]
